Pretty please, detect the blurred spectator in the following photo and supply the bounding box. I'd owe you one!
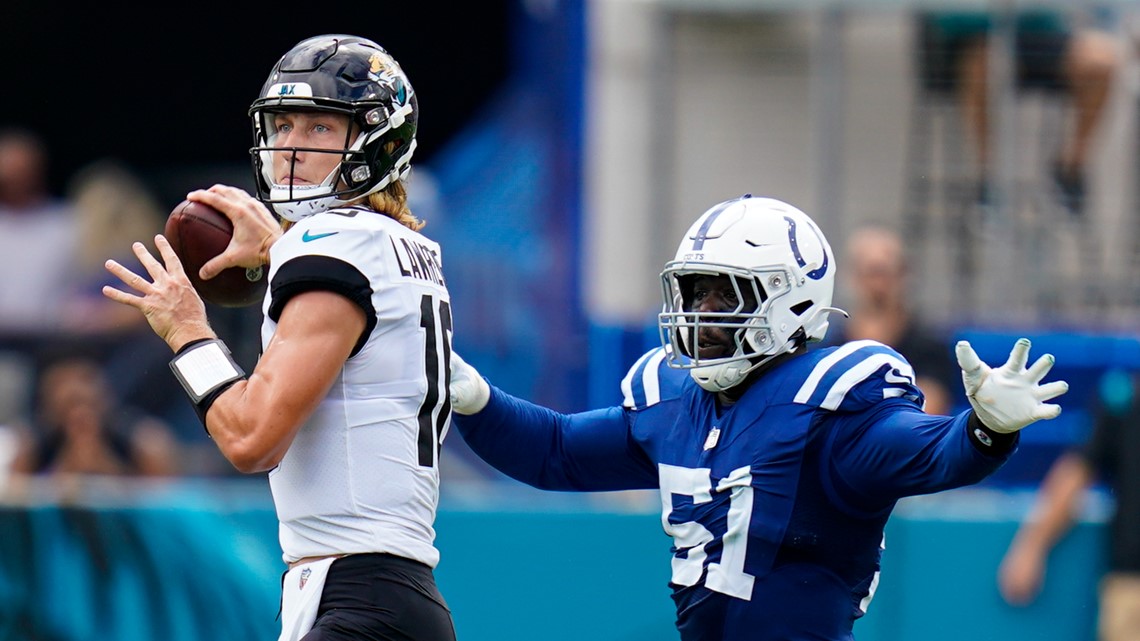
[825,223,957,415]
[60,159,164,335]
[8,355,180,477]
[0,127,56,211]
[50,159,230,452]
[919,9,1120,216]
[0,127,80,332]
[998,369,1140,641]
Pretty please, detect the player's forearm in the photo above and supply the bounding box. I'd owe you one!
[834,407,1016,508]
[453,386,580,489]
[454,386,642,490]
[202,344,336,473]
[205,377,307,473]
[202,291,360,473]
[922,409,1020,489]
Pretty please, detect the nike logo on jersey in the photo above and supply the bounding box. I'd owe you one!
[302,230,340,242]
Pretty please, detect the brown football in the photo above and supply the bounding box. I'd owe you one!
[164,199,267,308]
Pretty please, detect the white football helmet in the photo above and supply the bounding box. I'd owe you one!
[658,195,844,392]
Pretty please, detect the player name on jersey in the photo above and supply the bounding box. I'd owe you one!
[390,237,446,287]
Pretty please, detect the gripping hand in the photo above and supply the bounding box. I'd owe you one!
[450,352,490,415]
[955,338,1069,433]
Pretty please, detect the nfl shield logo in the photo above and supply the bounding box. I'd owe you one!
[299,567,312,590]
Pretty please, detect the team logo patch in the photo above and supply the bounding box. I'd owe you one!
[703,426,721,451]
[299,567,311,590]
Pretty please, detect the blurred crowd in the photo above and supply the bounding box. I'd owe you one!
[0,127,254,491]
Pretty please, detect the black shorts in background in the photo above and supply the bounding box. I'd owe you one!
[918,12,1072,94]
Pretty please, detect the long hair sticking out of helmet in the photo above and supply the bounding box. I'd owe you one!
[366,179,423,232]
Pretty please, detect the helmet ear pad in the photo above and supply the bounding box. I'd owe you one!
[742,324,772,356]
[351,110,417,191]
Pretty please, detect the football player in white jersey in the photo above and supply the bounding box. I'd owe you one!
[102,35,456,641]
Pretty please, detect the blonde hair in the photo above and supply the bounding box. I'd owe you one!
[366,179,424,232]
[68,160,164,273]
[282,179,421,233]
[282,143,424,232]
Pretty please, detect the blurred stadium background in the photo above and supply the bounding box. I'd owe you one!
[2,1,1139,639]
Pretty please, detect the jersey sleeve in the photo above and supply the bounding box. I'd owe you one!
[267,219,381,355]
[620,347,690,410]
[797,341,1014,515]
[822,403,1015,515]
[453,386,658,491]
[792,340,926,413]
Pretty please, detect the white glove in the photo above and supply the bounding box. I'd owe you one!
[450,351,490,415]
[955,338,1069,433]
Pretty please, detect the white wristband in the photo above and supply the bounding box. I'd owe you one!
[170,339,245,404]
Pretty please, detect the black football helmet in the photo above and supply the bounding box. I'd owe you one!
[249,34,418,221]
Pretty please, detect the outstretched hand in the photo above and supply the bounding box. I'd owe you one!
[102,235,214,352]
[956,338,1069,433]
[450,352,490,415]
[187,185,283,280]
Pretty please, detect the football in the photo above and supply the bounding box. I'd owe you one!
[164,199,267,308]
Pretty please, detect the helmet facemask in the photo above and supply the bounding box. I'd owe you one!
[251,105,415,221]
[660,263,796,392]
[656,195,844,393]
[248,35,418,222]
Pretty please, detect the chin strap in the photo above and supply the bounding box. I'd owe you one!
[688,304,848,393]
[691,341,795,393]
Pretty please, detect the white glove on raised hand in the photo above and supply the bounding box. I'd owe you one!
[955,338,1069,434]
[450,352,490,415]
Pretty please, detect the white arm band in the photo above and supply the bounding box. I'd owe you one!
[170,339,246,408]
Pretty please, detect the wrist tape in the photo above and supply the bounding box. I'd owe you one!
[169,338,246,431]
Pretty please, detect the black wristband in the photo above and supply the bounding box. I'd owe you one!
[192,379,242,433]
[169,339,246,435]
[175,337,215,355]
[967,411,1018,455]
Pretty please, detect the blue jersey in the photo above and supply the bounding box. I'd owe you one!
[454,340,1016,641]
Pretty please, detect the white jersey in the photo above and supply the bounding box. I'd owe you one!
[262,206,451,567]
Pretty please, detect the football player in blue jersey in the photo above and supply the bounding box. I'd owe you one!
[448,194,1069,641]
